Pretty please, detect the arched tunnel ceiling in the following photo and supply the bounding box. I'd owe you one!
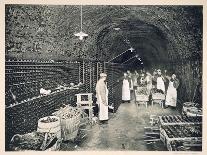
[5,5,202,67]
[97,19,168,66]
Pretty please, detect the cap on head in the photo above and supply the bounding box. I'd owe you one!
[172,74,176,78]
[100,73,107,77]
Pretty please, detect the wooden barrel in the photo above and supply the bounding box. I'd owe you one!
[37,116,61,140]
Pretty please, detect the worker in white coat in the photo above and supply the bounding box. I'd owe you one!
[165,74,179,108]
[156,69,166,94]
[117,73,131,103]
[95,73,108,123]
[127,70,133,90]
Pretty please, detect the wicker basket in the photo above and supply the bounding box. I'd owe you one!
[182,102,202,117]
[60,111,81,141]
[152,93,165,100]
[135,94,149,101]
[52,105,82,141]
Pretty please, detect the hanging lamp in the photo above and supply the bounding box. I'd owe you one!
[128,47,135,52]
[74,5,88,40]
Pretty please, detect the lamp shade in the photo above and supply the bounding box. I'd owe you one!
[74,31,88,40]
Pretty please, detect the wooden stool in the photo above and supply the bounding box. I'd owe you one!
[75,93,94,122]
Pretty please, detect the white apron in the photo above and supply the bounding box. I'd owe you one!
[130,79,133,90]
[97,85,108,120]
[165,81,177,107]
[157,77,165,93]
[122,79,130,101]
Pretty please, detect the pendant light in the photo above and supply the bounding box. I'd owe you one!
[114,27,120,31]
[74,5,88,40]
[124,36,134,52]
[128,47,135,52]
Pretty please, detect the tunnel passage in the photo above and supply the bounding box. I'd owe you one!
[96,19,169,71]
[5,5,202,103]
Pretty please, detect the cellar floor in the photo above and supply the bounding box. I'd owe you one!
[60,99,180,151]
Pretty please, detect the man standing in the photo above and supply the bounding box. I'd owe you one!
[121,73,131,103]
[165,73,179,108]
[156,69,166,94]
[96,73,108,123]
[127,70,133,90]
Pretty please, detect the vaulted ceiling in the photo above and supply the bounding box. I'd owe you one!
[5,5,202,68]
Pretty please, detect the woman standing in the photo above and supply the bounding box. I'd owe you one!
[165,74,180,108]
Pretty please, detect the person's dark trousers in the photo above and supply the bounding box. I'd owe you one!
[93,104,99,117]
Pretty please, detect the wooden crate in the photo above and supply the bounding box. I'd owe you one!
[158,115,202,126]
[160,127,169,145]
[152,93,165,100]
[160,126,202,151]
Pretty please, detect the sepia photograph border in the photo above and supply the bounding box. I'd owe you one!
[0,0,206,155]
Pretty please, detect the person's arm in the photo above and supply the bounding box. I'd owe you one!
[165,75,171,81]
[98,82,107,105]
[152,75,157,82]
[173,78,180,89]
[161,75,167,82]
[117,76,124,82]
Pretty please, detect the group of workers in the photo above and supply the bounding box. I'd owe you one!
[95,69,180,124]
[121,69,180,108]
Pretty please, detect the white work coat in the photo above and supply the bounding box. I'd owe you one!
[95,79,108,120]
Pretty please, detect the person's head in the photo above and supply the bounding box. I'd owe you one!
[124,73,127,77]
[127,70,130,74]
[157,69,162,75]
[153,69,157,75]
[100,73,107,81]
[172,74,176,80]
